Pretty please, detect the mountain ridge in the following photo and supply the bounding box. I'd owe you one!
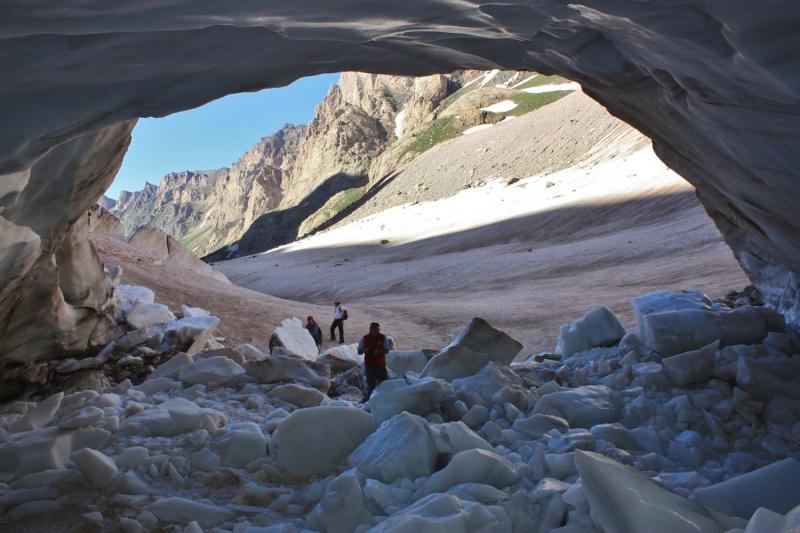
[108,70,574,258]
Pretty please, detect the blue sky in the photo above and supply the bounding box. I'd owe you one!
[106,73,340,200]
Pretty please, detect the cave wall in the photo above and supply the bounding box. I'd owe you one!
[0,121,135,362]
[1,1,799,361]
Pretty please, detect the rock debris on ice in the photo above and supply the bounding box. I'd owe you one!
[1,289,799,532]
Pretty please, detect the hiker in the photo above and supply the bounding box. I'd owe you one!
[358,322,390,402]
[305,316,322,349]
[330,299,347,343]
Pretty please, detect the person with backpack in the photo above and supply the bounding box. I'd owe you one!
[358,322,390,402]
[305,316,322,349]
[330,299,347,344]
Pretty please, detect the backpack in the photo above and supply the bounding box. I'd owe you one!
[342,309,349,320]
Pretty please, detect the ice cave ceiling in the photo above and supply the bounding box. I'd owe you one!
[1,0,799,361]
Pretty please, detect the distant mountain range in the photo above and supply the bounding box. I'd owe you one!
[105,70,575,258]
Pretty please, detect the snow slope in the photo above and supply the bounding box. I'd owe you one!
[218,142,748,354]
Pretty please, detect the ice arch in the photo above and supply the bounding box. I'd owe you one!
[1,1,799,362]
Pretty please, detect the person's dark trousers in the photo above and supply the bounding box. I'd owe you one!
[330,319,344,343]
[363,366,389,402]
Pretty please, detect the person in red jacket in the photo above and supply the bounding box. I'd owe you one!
[358,322,390,403]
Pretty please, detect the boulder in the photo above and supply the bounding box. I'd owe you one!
[273,406,376,476]
[632,290,714,338]
[269,317,319,361]
[196,347,246,365]
[763,331,798,355]
[575,450,743,533]
[692,458,800,519]
[556,306,626,358]
[9,392,63,433]
[367,376,454,423]
[178,356,245,386]
[534,385,621,428]
[7,500,63,520]
[736,356,800,400]
[461,404,490,429]
[631,362,670,387]
[449,317,522,365]
[125,302,176,329]
[386,350,431,376]
[149,352,194,380]
[70,448,118,489]
[181,305,210,318]
[737,508,786,533]
[0,425,106,479]
[451,362,527,409]
[317,344,361,370]
[121,398,226,436]
[662,341,718,386]
[307,470,374,533]
[372,493,511,532]
[57,406,104,429]
[245,354,331,392]
[114,471,148,495]
[590,423,643,451]
[417,448,518,496]
[420,345,490,381]
[241,344,268,361]
[114,286,155,314]
[0,487,59,509]
[267,383,327,408]
[512,414,569,439]
[189,448,221,472]
[117,446,149,469]
[641,305,784,357]
[132,377,182,396]
[348,412,438,483]
[215,422,267,468]
[435,421,493,454]
[165,316,221,355]
[145,497,233,528]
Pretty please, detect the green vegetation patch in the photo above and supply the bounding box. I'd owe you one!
[507,91,572,116]
[328,186,367,216]
[516,74,570,90]
[407,116,461,155]
[179,224,213,252]
[437,85,473,113]
[300,185,367,236]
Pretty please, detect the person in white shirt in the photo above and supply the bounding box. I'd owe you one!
[330,299,347,343]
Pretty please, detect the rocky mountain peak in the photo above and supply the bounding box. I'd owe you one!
[108,70,499,259]
[98,195,116,211]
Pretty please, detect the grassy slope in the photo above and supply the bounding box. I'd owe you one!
[405,87,574,156]
[407,117,460,155]
[299,186,367,236]
[507,91,573,116]
[515,74,570,89]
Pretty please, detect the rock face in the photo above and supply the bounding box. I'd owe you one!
[125,223,229,282]
[112,72,459,261]
[108,125,304,257]
[87,205,125,240]
[228,72,457,258]
[199,124,306,255]
[1,121,134,365]
[1,3,800,362]
[111,170,222,244]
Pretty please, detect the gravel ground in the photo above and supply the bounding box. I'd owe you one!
[93,236,446,351]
